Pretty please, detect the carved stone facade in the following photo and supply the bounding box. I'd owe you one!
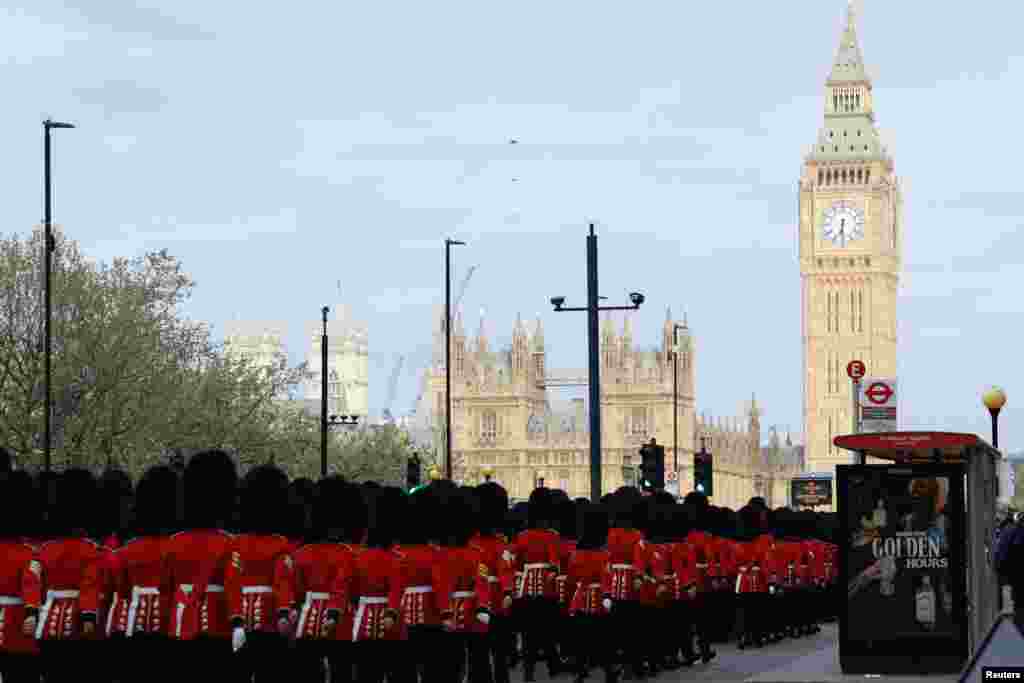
[800,3,902,490]
[425,309,803,506]
[303,305,369,419]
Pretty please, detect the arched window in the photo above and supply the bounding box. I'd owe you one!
[865,169,871,184]
[482,410,497,441]
[818,170,824,185]
[857,168,863,184]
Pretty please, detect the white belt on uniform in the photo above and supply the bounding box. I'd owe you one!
[486,576,500,584]
[352,596,389,641]
[403,585,432,595]
[36,589,80,639]
[125,586,160,637]
[611,563,634,570]
[523,563,551,570]
[296,591,330,636]
[242,586,274,595]
[451,591,475,599]
[178,584,225,594]
[0,596,24,606]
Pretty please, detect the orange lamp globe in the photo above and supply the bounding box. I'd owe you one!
[983,387,1007,414]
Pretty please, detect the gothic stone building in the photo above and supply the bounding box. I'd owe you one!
[425,309,801,505]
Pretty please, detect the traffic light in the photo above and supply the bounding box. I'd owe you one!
[407,455,422,490]
[694,448,714,498]
[640,440,665,491]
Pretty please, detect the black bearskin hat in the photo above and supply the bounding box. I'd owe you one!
[133,465,180,537]
[366,486,405,549]
[475,482,509,537]
[184,449,238,529]
[288,478,316,542]
[53,468,98,537]
[96,468,134,540]
[0,469,31,539]
[402,486,437,545]
[314,476,366,544]
[577,504,610,550]
[555,495,578,541]
[240,464,290,535]
[527,488,553,529]
[439,486,478,547]
[671,503,692,542]
[610,487,642,529]
[507,501,529,540]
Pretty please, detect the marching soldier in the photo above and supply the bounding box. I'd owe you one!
[106,465,179,683]
[470,482,515,683]
[683,494,717,664]
[645,497,683,672]
[432,486,493,682]
[0,468,40,683]
[565,504,617,683]
[394,486,442,682]
[26,468,104,683]
[553,494,577,673]
[292,476,365,683]
[163,449,245,679]
[511,488,562,682]
[233,464,296,683]
[349,486,408,683]
[606,489,647,679]
[668,505,700,667]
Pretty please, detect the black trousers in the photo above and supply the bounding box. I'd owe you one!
[235,631,291,683]
[393,626,445,683]
[0,653,40,683]
[292,639,330,683]
[568,614,617,676]
[40,641,92,683]
[354,639,406,683]
[670,599,698,658]
[467,617,510,683]
[610,600,645,672]
[512,597,560,673]
[166,636,233,680]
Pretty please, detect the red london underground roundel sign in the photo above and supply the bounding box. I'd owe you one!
[865,382,894,405]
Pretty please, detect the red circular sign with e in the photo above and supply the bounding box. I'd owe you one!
[846,360,866,380]
[866,382,893,405]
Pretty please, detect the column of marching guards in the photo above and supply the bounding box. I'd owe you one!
[0,450,840,683]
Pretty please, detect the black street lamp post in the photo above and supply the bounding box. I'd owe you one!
[42,119,75,474]
[445,238,465,480]
[672,322,687,474]
[550,224,644,501]
[320,306,329,478]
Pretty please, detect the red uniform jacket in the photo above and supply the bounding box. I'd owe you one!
[511,529,560,599]
[163,530,244,640]
[349,548,407,642]
[0,540,39,654]
[647,543,677,607]
[606,528,645,601]
[470,534,514,617]
[28,537,104,641]
[555,539,578,612]
[393,544,440,627]
[734,544,767,594]
[686,531,712,594]
[566,549,612,615]
[106,536,169,637]
[432,546,491,633]
[233,534,295,633]
[778,541,802,588]
[670,542,698,601]
[292,542,359,641]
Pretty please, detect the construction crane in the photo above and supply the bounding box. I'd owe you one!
[382,354,404,424]
[454,265,477,315]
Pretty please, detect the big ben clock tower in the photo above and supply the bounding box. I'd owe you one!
[800,1,902,485]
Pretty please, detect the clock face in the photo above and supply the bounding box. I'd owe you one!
[822,201,865,247]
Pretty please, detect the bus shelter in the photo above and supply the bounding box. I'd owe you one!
[832,432,1001,675]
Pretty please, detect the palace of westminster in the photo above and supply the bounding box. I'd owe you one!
[224,2,901,508]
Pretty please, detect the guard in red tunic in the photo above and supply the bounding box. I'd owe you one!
[552,494,577,673]
[644,496,683,672]
[510,488,562,682]
[349,486,408,682]
[393,485,442,683]
[606,489,648,679]
[163,449,245,680]
[432,485,493,682]
[105,465,178,683]
[233,464,296,682]
[24,468,104,683]
[682,492,716,664]
[565,504,618,683]
[667,505,700,667]
[293,476,365,683]
[0,469,41,683]
[470,482,516,683]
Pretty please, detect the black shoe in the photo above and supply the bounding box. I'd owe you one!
[604,666,621,683]
[701,649,717,664]
[524,665,536,683]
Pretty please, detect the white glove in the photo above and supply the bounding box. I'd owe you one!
[477,612,491,625]
[602,598,612,611]
[232,626,246,653]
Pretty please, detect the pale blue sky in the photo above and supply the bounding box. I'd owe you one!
[4,1,1022,450]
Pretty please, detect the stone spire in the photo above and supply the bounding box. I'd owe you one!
[532,315,544,350]
[476,308,488,353]
[829,1,868,84]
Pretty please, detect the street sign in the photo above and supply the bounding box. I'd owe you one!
[859,378,897,432]
[666,470,678,483]
[846,360,866,380]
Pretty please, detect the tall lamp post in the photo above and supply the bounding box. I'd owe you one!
[671,321,687,474]
[42,119,75,474]
[550,224,644,501]
[983,387,1007,450]
[444,238,465,480]
[320,306,330,478]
